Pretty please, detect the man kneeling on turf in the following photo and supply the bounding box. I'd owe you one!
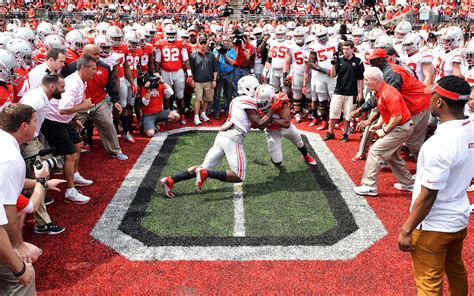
[141,74,180,137]
[160,76,278,197]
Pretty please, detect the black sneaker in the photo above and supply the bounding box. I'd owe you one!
[323,132,335,141]
[33,223,65,235]
[342,133,349,142]
[45,196,54,206]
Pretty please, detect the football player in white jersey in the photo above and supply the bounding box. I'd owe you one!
[261,86,317,166]
[263,24,292,92]
[434,26,464,81]
[305,25,340,130]
[352,26,370,65]
[401,33,434,86]
[393,21,412,54]
[462,39,474,87]
[159,76,276,197]
[283,26,307,123]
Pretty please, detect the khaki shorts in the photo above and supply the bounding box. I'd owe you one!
[194,81,214,102]
[330,94,355,121]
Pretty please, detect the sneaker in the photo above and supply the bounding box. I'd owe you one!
[112,152,128,161]
[33,223,65,235]
[394,183,414,191]
[323,132,335,141]
[194,115,202,126]
[317,121,328,131]
[200,112,210,122]
[309,118,318,127]
[341,133,349,143]
[45,196,54,206]
[351,153,367,162]
[160,176,175,198]
[354,185,378,196]
[81,144,91,154]
[74,173,93,187]
[195,167,208,192]
[295,113,302,123]
[124,132,135,143]
[180,115,187,125]
[304,154,317,165]
[65,188,90,204]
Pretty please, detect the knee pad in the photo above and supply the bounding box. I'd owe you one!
[318,100,329,116]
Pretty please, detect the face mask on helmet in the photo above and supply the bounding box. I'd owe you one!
[294,34,305,45]
[99,45,111,58]
[166,33,177,42]
[128,40,139,50]
[317,34,328,44]
[352,34,363,45]
[111,37,122,47]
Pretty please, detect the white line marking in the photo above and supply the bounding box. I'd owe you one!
[233,183,245,237]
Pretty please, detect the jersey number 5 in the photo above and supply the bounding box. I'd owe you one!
[317,46,336,62]
[294,52,304,65]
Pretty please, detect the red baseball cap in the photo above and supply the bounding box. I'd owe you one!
[366,48,387,60]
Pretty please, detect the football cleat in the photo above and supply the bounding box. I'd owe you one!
[304,154,317,165]
[160,176,175,198]
[195,168,208,192]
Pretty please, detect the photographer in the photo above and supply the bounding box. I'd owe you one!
[323,40,364,143]
[232,28,254,97]
[213,35,236,119]
[141,73,180,137]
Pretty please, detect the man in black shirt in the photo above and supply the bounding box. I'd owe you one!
[324,40,364,142]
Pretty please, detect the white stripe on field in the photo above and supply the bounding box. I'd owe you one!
[233,182,245,237]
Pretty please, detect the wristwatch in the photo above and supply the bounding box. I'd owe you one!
[36,178,48,189]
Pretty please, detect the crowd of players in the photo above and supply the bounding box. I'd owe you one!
[0,13,473,224]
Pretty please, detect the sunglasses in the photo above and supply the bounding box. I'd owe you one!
[199,40,208,45]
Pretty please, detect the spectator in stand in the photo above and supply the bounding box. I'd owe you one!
[353,67,414,196]
[213,35,236,120]
[189,35,218,125]
[41,55,97,205]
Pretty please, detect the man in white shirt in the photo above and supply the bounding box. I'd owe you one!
[42,55,97,204]
[19,74,66,235]
[397,76,474,295]
[26,48,66,94]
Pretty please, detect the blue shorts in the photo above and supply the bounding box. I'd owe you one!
[142,110,171,131]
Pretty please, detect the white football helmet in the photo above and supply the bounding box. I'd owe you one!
[178,30,189,41]
[253,27,263,38]
[286,21,296,31]
[254,84,275,112]
[106,26,124,47]
[164,24,178,42]
[0,49,19,84]
[314,26,329,44]
[327,26,336,37]
[402,33,421,56]
[0,32,14,49]
[368,28,385,49]
[262,24,274,36]
[442,26,464,51]
[464,39,474,66]
[162,19,173,28]
[124,31,141,50]
[137,27,148,46]
[275,25,287,42]
[6,23,18,34]
[36,22,55,41]
[351,26,364,45]
[305,34,315,45]
[394,21,412,41]
[15,27,35,45]
[374,35,394,50]
[293,26,306,45]
[237,75,260,97]
[144,22,157,42]
[65,30,86,53]
[94,35,112,58]
[43,34,66,51]
[5,38,33,69]
[96,22,111,36]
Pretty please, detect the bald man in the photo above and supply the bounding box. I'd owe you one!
[61,45,128,160]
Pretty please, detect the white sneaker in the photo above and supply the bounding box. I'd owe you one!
[65,188,90,204]
[295,113,301,123]
[194,115,202,126]
[394,183,414,191]
[200,112,210,122]
[74,173,93,187]
[354,185,378,196]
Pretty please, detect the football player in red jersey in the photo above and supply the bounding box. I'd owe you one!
[0,49,17,110]
[6,38,34,102]
[106,26,137,143]
[155,23,192,125]
[65,30,86,65]
[125,31,144,127]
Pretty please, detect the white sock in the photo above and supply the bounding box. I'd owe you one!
[73,172,80,179]
[66,188,75,195]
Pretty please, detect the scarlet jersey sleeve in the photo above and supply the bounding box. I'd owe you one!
[33,48,46,65]
[0,84,14,110]
[66,48,81,65]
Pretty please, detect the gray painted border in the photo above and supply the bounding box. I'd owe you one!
[91,127,387,261]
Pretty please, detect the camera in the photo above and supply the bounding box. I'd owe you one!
[209,41,216,49]
[216,41,228,54]
[232,28,244,45]
[331,51,343,65]
[33,158,59,171]
[138,73,162,89]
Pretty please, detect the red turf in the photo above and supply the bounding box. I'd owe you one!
[24,115,474,294]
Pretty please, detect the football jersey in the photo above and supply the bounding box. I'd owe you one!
[251,40,262,65]
[288,43,307,75]
[126,47,143,79]
[308,36,339,70]
[355,42,371,65]
[434,47,464,81]
[462,65,474,87]
[155,40,188,72]
[400,49,434,83]
[268,39,292,69]
[66,48,81,65]
[33,47,46,65]
[13,67,30,102]
[140,43,154,73]
[226,95,258,134]
[101,52,122,70]
[0,84,14,110]
[112,43,129,78]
